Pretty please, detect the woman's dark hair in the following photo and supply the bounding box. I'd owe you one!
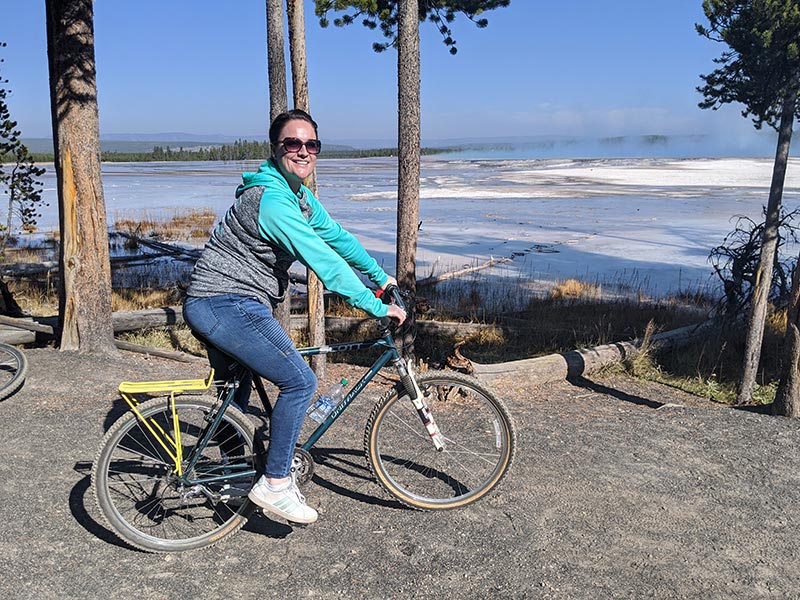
[269,109,319,145]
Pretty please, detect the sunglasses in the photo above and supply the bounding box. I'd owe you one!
[279,137,322,155]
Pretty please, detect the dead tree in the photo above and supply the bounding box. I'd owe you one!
[709,209,800,316]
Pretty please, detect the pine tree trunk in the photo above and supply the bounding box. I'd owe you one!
[286,0,309,109]
[737,84,797,403]
[265,0,291,333]
[45,0,116,355]
[775,323,800,416]
[266,0,288,122]
[396,0,420,360]
[775,255,800,416]
[287,0,325,377]
[3,171,14,255]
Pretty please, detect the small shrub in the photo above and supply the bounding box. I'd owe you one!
[551,278,601,301]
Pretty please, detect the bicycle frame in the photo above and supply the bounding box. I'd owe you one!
[120,318,443,493]
[297,331,402,449]
[296,331,444,452]
[136,330,406,489]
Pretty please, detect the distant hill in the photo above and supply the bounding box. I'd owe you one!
[101,132,248,143]
[20,132,788,160]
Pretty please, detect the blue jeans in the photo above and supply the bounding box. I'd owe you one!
[183,294,317,479]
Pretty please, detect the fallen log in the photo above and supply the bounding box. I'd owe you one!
[0,307,496,351]
[101,307,496,337]
[0,314,57,334]
[113,339,206,363]
[0,254,181,280]
[0,315,57,344]
[418,257,512,288]
[0,306,718,376]
[112,307,185,332]
[0,262,59,278]
[0,313,205,362]
[291,315,491,337]
[115,233,201,261]
[469,318,720,386]
[0,328,36,344]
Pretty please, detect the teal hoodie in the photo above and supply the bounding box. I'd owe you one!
[236,159,390,317]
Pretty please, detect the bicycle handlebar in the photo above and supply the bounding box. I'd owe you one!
[384,283,406,310]
[376,283,406,331]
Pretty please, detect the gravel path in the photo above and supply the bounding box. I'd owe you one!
[1,348,799,599]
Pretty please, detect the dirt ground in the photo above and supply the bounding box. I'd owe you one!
[1,347,799,599]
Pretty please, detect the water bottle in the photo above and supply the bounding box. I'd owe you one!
[307,378,349,424]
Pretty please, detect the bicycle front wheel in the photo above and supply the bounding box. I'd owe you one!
[0,343,27,401]
[365,370,515,510]
[92,396,262,553]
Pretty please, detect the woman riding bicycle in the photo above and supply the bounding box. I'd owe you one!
[183,109,406,524]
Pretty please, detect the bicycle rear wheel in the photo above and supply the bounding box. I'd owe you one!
[365,370,515,510]
[92,395,262,553]
[0,343,27,401]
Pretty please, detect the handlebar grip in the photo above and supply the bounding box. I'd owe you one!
[374,283,406,332]
[383,283,406,311]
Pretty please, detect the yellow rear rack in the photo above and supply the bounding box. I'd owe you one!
[119,370,215,397]
[119,370,215,476]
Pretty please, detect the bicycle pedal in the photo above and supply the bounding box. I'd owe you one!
[220,484,250,500]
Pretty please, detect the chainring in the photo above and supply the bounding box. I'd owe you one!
[292,447,315,486]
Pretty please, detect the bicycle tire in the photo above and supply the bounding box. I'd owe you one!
[0,343,27,401]
[365,370,516,510]
[92,395,263,553]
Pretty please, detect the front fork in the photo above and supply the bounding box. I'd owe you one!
[395,358,445,451]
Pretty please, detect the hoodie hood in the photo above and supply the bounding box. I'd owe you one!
[236,158,308,199]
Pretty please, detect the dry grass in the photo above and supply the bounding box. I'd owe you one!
[8,279,58,316]
[1,246,51,264]
[112,287,182,312]
[323,296,363,318]
[9,279,184,316]
[118,324,205,356]
[623,319,658,376]
[616,308,787,405]
[550,278,603,301]
[462,300,702,363]
[412,277,786,405]
[114,207,217,240]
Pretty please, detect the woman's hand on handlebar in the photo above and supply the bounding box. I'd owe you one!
[380,276,398,291]
[386,303,407,326]
[375,276,406,325]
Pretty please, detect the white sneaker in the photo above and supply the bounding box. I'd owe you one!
[248,476,318,524]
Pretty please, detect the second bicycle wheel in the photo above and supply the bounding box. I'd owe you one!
[92,395,262,553]
[365,370,516,510]
[0,342,27,401]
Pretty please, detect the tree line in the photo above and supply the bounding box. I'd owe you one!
[19,140,460,164]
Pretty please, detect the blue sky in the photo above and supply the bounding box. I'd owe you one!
[2,1,773,146]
